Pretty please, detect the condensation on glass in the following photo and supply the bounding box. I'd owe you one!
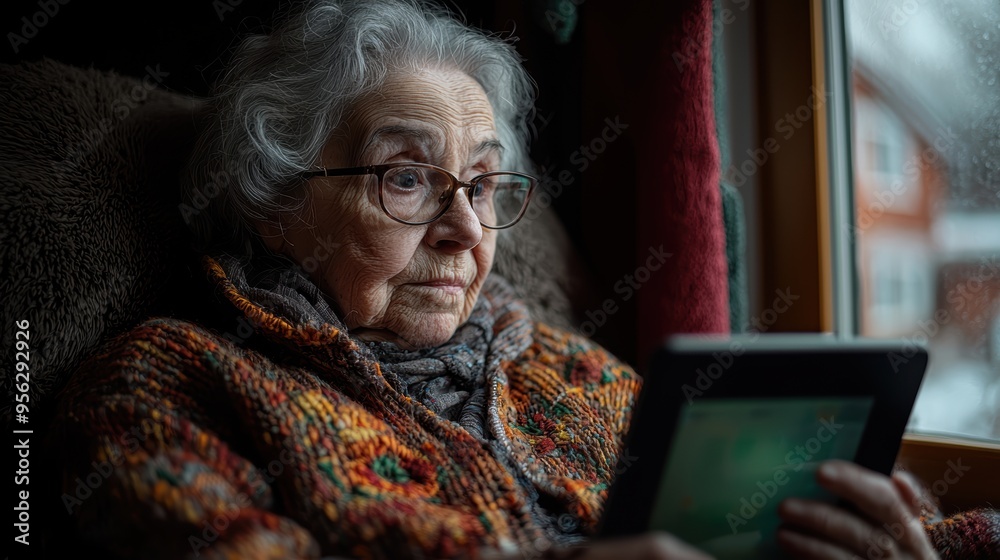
[846,0,1000,439]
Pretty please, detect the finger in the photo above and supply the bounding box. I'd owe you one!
[891,471,925,518]
[775,528,856,560]
[889,475,938,557]
[817,461,930,553]
[777,498,891,557]
[817,461,907,525]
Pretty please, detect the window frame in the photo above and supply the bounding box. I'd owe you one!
[752,0,833,333]
[747,0,1000,500]
[815,0,859,338]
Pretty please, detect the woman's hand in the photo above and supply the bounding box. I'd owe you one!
[776,459,939,559]
[480,532,715,560]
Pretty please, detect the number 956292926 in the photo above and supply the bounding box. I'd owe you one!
[14,319,30,425]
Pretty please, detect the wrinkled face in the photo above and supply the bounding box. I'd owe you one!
[257,67,499,350]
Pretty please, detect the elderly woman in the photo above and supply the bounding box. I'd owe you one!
[46,1,945,559]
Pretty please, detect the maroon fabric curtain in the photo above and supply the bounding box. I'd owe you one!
[584,0,729,369]
[635,0,729,358]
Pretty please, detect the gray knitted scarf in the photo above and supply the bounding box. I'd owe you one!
[214,251,532,441]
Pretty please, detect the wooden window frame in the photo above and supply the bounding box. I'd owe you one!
[750,0,1000,512]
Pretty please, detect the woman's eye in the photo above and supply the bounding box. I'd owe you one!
[389,170,422,190]
[472,180,493,198]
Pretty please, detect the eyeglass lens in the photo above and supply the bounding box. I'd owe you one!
[382,166,531,227]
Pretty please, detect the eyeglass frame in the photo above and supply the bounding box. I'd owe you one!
[299,162,538,229]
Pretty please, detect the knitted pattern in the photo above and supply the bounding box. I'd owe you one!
[913,478,1000,560]
[926,509,1000,559]
[46,255,640,559]
[44,254,999,559]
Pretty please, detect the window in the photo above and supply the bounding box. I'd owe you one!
[722,0,1000,511]
[853,97,921,212]
[725,0,999,440]
[866,238,932,333]
[844,0,1000,440]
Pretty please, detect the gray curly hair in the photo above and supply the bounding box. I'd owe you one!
[180,0,537,256]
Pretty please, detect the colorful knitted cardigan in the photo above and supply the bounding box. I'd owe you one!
[46,254,640,559]
[45,254,999,559]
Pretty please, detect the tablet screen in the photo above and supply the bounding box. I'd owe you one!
[649,397,874,559]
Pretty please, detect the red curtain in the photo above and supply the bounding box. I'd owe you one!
[584,0,729,369]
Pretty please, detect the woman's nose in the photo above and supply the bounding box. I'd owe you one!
[423,186,483,252]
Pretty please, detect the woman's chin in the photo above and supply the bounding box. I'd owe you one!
[353,315,461,350]
[398,322,461,349]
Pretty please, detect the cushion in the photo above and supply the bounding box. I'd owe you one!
[0,59,202,420]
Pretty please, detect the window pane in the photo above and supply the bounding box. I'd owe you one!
[846,0,1000,439]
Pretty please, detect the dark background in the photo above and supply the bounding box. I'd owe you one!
[0,0,587,243]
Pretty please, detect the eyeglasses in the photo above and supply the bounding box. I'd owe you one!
[299,162,537,229]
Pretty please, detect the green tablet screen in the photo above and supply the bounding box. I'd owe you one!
[649,397,874,559]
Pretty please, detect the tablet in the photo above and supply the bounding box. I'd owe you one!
[598,334,928,559]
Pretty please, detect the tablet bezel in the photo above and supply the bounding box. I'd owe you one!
[598,334,929,538]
